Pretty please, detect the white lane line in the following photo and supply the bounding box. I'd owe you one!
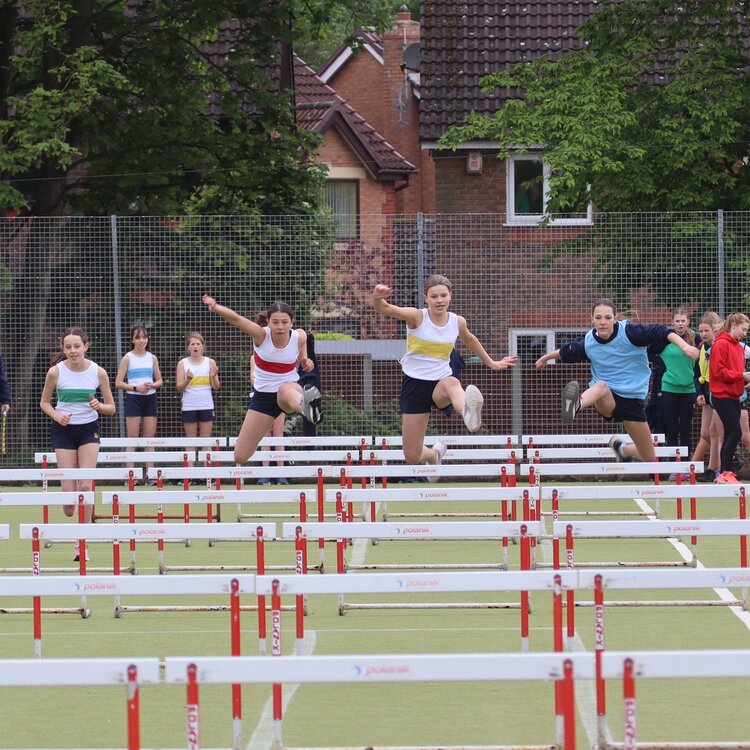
[245,506,379,750]
[539,503,611,748]
[634,497,750,630]
[245,630,317,750]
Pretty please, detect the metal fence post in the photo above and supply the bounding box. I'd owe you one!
[111,215,125,437]
[717,208,725,317]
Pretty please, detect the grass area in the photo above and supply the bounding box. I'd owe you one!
[0,481,750,748]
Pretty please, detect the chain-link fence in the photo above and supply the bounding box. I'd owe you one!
[0,211,748,461]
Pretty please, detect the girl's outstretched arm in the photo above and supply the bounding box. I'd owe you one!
[202,295,265,346]
[536,349,561,369]
[371,284,423,328]
[458,317,518,371]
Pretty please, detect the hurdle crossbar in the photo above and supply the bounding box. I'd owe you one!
[34,451,197,464]
[228,435,372,448]
[100,436,228,447]
[198,449,357,464]
[527,446,685,460]
[521,434,665,446]
[164,652,583,750]
[520,461,702,478]
[374,435,519,447]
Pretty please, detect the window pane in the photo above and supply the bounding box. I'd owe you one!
[323,181,358,239]
[514,160,544,214]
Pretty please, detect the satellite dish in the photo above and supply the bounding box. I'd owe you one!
[402,43,420,71]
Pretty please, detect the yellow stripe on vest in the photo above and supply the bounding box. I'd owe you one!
[189,376,211,387]
[406,332,453,359]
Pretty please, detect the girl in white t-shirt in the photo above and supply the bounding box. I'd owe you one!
[202,294,321,464]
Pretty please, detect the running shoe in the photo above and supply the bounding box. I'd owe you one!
[300,385,323,425]
[426,440,447,483]
[697,468,716,483]
[275,477,290,485]
[715,471,740,484]
[561,380,581,423]
[73,542,90,562]
[608,436,630,462]
[257,478,272,486]
[462,385,484,433]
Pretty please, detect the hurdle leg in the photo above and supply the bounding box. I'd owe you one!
[553,575,564,744]
[32,528,42,657]
[520,525,530,653]
[126,664,141,750]
[295,530,305,654]
[257,530,267,655]
[317,468,326,571]
[594,574,607,747]
[230,579,242,749]
[271,580,284,750]
[186,664,200,749]
[562,659,576,750]
[623,658,636,749]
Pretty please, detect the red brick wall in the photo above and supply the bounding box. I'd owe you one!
[433,149,506,214]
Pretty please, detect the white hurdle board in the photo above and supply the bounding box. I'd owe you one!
[20,522,275,542]
[0,658,161,686]
[102,489,312,506]
[35,451,196,465]
[341,463,515,480]
[601,649,750,679]
[197,449,356,464]
[0,491,95,507]
[0,525,9,539]
[364,448,518,462]
[101,436,228,448]
[521,434,665,446]
[330,486,530,503]
[0,467,143,482]
[375,435,518,447]
[283,520,541,540]
[228,435,372,448]
[527,446,686,460]
[148,465,330,481]
[540,484,749,501]
[555,519,750,539]
[165,652,593,684]
[519,461,703,477]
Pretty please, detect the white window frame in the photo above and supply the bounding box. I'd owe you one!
[506,154,592,227]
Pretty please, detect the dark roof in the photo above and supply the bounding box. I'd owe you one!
[420,1,599,141]
[316,28,384,83]
[295,55,416,180]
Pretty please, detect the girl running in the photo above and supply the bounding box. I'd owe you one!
[176,332,220,438]
[115,325,163,482]
[40,327,116,560]
[708,312,750,484]
[371,275,517,465]
[535,299,699,462]
[201,295,321,464]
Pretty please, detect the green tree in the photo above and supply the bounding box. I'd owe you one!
[440,0,750,213]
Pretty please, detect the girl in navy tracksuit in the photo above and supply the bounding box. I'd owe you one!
[709,313,750,483]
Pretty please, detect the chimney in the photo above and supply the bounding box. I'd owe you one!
[396,3,411,22]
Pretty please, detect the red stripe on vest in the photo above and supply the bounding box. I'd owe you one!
[253,352,297,374]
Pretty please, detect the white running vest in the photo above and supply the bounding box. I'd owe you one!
[55,360,100,425]
[125,351,155,395]
[400,310,458,380]
[180,357,214,411]
[252,328,300,393]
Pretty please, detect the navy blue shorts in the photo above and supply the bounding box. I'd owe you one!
[124,392,158,418]
[247,391,284,419]
[600,393,647,423]
[400,374,450,415]
[182,408,214,423]
[51,419,101,450]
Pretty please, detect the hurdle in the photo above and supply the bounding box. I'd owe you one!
[576,569,750,747]
[101,488,322,571]
[0,573,255,656]
[165,651,586,750]
[19,522,274,595]
[375,434,519,447]
[554,519,750,574]
[228,434,373,449]
[0,657,160,750]
[602,650,750,750]
[521,433,665,448]
[539,484,748,566]
[0,467,142,531]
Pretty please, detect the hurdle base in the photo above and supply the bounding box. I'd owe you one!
[340,602,522,612]
[535,560,691,569]
[574,599,742,608]
[346,563,507,571]
[0,606,90,618]
[115,603,296,615]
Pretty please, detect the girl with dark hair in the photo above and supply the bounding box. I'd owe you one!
[115,326,163,480]
[535,299,699,462]
[40,327,116,560]
[202,295,321,465]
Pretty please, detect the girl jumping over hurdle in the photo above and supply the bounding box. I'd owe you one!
[40,327,116,560]
[535,299,699,463]
[371,275,517,465]
[115,324,163,484]
[201,295,322,465]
